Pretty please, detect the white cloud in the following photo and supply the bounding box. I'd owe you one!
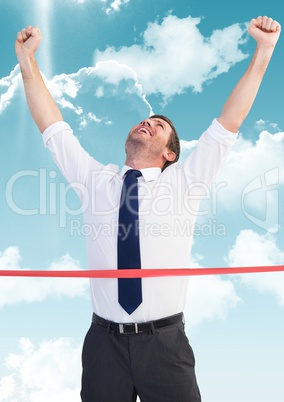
[49,73,80,99]
[219,128,284,190]
[0,247,89,308]
[79,112,102,129]
[1,337,81,402]
[180,138,198,159]
[0,65,21,114]
[95,86,104,98]
[0,61,153,125]
[57,98,83,115]
[0,375,14,401]
[254,119,281,132]
[185,255,241,329]
[94,15,249,100]
[180,127,284,233]
[93,60,153,114]
[217,129,284,231]
[226,229,284,306]
[72,0,130,14]
[106,0,129,14]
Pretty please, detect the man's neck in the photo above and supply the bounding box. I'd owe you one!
[124,157,163,170]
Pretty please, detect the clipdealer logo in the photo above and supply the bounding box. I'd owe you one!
[5,169,86,227]
[69,218,227,240]
[241,167,279,233]
[5,166,280,235]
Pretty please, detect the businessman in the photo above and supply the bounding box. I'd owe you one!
[15,16,281,402]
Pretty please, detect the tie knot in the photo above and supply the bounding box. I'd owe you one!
[126,169,142,179]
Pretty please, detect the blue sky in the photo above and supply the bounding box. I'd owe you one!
[1,0,284,401]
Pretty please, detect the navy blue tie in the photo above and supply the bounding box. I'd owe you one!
[118,169,142,314]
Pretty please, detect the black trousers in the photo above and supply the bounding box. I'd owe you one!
[81,317,201,402]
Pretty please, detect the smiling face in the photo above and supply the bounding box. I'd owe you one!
[125,117,176,169]
[130,117,171,139]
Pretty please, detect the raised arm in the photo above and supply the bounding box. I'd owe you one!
[15,26,63,133]
[218,16,281,132]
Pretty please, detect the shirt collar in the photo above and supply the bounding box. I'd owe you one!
[120,165,161,182]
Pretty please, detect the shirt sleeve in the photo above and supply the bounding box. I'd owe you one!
[182,118,237,186]
[42,121,105,200]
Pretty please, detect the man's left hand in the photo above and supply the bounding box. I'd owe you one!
[248,16,281,48]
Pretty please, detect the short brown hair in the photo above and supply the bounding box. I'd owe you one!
[150,114,180,171]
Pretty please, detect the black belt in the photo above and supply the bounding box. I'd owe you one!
[92,312,183,335]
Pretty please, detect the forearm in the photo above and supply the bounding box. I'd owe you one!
[218,44,275,132]
[18,54,63,133]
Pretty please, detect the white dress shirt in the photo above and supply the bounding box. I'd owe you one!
[43,119,237,323]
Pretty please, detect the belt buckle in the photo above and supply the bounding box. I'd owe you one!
[119,323,139,334]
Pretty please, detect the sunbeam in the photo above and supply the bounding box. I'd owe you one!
[34,0,53,79]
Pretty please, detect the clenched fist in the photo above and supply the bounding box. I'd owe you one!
[248,16,281,48]
[15,26,42,60]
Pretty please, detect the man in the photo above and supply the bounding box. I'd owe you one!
[15,16,280,402]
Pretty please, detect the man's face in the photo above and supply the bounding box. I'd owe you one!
[126,117,172,151]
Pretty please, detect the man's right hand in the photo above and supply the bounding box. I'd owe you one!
[15,25,63,133]
[15,26,42,60]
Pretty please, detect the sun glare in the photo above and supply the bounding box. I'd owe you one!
[34,0,53,78]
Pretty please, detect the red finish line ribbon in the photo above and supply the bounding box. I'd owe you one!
[0,266,284,278]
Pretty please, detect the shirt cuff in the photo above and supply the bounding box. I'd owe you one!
[210,118,238,146]
[42,121,72,147]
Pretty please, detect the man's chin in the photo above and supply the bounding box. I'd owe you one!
[125,136,149,157]
[126,135,147,147]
